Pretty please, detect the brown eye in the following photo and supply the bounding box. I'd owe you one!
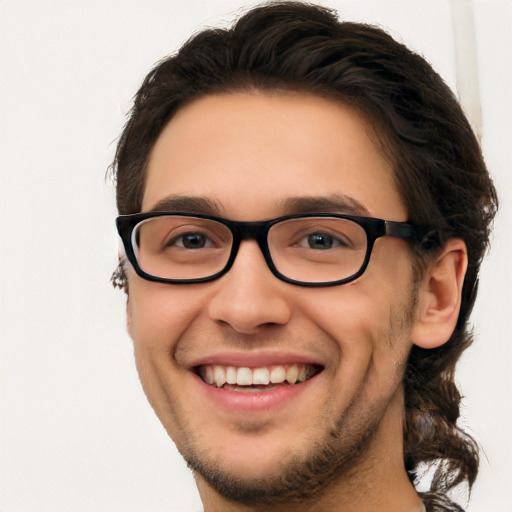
[172,233,212,249]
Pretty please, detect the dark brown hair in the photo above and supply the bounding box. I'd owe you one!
[111,2,497,507]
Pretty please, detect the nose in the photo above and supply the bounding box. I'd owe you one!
[207,240,293,334]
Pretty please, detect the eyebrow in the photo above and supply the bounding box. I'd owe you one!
[147,193,370,218]
[148,195,225,215]
[281,195,371,216]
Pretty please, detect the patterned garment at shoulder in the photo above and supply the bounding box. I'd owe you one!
[421,492,465,512]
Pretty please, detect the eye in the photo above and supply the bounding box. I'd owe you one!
[303,232,343,250]
[171,232,213,249]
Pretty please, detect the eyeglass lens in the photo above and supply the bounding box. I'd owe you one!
[132,216,368,283]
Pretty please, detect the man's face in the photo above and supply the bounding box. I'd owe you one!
[127,93,418,503]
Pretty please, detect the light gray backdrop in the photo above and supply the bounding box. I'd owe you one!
[1,1,510,511]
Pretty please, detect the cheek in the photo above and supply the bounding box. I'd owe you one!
[299,258,414,386]
[126,278,210,431]
[127,276,207,355]
[301,281,398,346]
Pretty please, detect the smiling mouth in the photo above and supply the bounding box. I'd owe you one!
[195,364,322,392]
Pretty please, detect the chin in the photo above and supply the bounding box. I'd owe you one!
[180,405,384,507]
[183,423,296,480]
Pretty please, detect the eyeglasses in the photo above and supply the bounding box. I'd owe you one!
[116,212,438,287]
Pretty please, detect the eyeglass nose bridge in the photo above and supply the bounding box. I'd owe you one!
[223,220,278,278]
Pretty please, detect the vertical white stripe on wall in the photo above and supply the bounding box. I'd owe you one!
[450,0,483,142]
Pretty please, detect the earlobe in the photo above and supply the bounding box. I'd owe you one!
[411,239,468,349]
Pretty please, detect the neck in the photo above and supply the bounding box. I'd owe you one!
[196,390,424,512]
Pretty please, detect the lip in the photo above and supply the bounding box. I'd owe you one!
[186,350,325,369]
[187,350,325,414]
[190,368,322,413]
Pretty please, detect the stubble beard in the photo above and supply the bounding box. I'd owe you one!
[185,390,393,507]
[178,295,417,507]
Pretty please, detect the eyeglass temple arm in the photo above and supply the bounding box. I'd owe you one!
[385,221,440,249]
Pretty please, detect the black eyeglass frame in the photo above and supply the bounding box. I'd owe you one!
[116,212,439,287]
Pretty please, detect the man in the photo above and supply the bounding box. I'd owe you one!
[111,2,497,511]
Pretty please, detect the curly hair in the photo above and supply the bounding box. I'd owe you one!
[111,2,497,505]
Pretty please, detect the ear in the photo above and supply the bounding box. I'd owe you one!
[411,239,468,349]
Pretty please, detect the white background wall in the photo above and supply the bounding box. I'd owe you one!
[1,1,510,511]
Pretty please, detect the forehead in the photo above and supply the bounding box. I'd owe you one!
[143,92,406,221]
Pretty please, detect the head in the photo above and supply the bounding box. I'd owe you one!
[111,2,497,508]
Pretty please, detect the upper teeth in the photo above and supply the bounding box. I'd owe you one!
[198,364,316,388]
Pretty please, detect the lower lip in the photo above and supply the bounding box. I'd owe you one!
[191,372,320,413]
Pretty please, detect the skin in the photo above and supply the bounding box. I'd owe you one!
[126,92,465,512]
